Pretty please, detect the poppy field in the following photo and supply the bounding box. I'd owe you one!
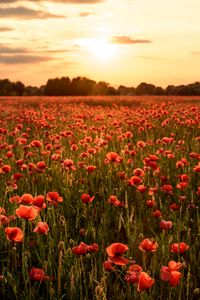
[0,96,199,300]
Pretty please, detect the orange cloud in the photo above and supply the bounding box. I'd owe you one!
[111,36,152,44]
[0,54,55,64]
[0,0,103,3]
[0,6,65,19]
[0,27,13,32]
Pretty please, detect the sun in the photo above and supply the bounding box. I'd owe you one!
[89,39,117,61]
[76,38,117,61]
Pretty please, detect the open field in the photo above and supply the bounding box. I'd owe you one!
[1,95,200,106]
[0,96,199,299]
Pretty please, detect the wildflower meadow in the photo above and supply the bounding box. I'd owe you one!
[0,96,199,300]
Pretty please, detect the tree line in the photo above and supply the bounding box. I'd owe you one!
[0,77,200,96]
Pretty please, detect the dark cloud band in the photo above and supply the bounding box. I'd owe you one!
[0,55,54,64]
[0,6,65,19]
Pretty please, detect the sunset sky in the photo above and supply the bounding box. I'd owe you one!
[1,0,200,88]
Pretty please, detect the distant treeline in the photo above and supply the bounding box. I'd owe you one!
[1,77,200,96]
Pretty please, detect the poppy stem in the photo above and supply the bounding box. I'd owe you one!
[142,252,147,270]
[57,241,64,299]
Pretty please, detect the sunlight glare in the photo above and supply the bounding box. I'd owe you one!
[76,38,118,61]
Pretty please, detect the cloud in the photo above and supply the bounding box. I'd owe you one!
[0,44,27,54]
[0,27,13,32]
[0,0,103,3]
[0,55,54,64]
[191,51,200,55]
[50,0,103,3]
[47,0,103,2]
[0,43,76,56]
[111,36,152,44]
[78,12,95,17]
[44,49,72,53]
[0,6,65,19]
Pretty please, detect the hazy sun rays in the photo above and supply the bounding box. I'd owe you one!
[75,37,118,62]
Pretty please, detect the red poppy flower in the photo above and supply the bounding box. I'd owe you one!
[29,267,50,281]
[152,209,162,218]
[20,193,33,205]
[9,195,21,204]
[86,166,96,173]
[32,195,46,209]
[177,182,188,190]
[72,242,89,255]
[88,243,99,253]
[161,184,173,195]
[80,193,94,204]
[137,185,147,193]
[118,171,127,180]
[0,215,9,225]
[37,161,46,170]
[125,264,142,284]
[128,176,142,186]
[170,203,180,211]
[103,260,115,271]
[33,222,49,234]
[107,195,124,207]
[146,199,156,207]
[170,242,189,254]
[1,165,11,174]
[179,174,189,182]
[137,272,154,292]
[106,243,129,265]
[13,173,23,181]
[148,186,158,195]
[161,260,182,287]
[70,144,78,151]
[15,205,38,220]
[133,168,145,177]
[63,159,76,170]
[160,220,173,231]
[16,159,24,166]
[162,137,174,144]
[137,141,146,148]
[46,192,63,206]
[28,163,36,171]
[105,152,123,164]
[188,148,197,158]
[125,131,133,138]
[30,140,43,147]
[176,160,185,168]
[5,226,23,242]
[193,164,200,172]
[87,147,96,154]
[139,238,158,252]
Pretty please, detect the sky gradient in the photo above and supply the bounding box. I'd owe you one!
[1,0,200,87]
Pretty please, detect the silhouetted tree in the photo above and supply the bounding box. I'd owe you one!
[14,81,25,96]
[118,85,136,95]
[136,82,156,95]
[1,77,200,96]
